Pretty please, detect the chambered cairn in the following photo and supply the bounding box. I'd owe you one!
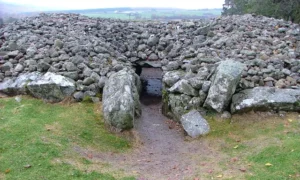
[1,13,300,135]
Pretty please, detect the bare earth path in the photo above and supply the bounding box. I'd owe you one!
[75,98,231,180]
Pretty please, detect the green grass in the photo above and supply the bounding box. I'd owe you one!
[205,112,300,179]
[0,96,133,180]
[248,137,300,180]
[1,96,300,179]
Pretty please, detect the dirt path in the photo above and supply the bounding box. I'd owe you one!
[75,98,229,180]
[130,102,223,179]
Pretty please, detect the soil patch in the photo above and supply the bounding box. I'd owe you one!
[75,103,228,179]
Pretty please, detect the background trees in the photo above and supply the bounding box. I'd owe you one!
[222,0,300,23]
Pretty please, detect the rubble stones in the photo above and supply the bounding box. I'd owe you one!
[0,13,299,129]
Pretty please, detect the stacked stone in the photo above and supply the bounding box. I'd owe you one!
[0,13,300,134]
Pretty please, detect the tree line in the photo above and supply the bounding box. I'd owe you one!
[222,0,300,23]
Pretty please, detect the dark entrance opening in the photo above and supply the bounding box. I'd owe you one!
[139,67,163,105]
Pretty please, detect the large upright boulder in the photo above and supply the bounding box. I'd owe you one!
[204,60,244,112]
[102,69,141,130]
[180,110,210,138]
[27,72,75,102]
[231,87,300,113]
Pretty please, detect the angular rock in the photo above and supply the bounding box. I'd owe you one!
[167,94,192,121]
[0,72,42,95]
[201,81,211,93]
[113,64,124,72]
[184,21,195,28]
[275,79,286,88]
[24,59,37,67]
[102,69,141,130]
[58,54,70,61]
[83,68,93,77]
[91,97,100,103]
[204,60,245,112]
[163,70,185,87]
[94,46,109,54]
[195,25,210,36]
[37,61,51,72]
[213,37,229,49]
[168,79,198,96]
[83,91,96,98]
[231,87,300,113]
[63,71,78,80]
[14,64,24,72]
[48,66,59,73]
[0,62,13,72]
[180,110,210,138]
[188,77,204,89]
[147,35,159,46]
[27,72,75,102]
[241,50,256,56]
[26,46,37,58]
[137,44,147,51]
[90,72,101,83]
[70,55,85,65]
[188,95,206,110]
[63,62,77,72]
[148,53,159,61]
[54,39,64,49]
[7,50,19,57]
[83,77,94,85]
[225,25,234,32]
[239,79,255,89]
[165,61,179,71]
[73,91,84,101]
[98,76,108,88]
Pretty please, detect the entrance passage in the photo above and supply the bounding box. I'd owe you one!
[140,67,162,105]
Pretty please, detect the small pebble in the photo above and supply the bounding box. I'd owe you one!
[24,164,31,169]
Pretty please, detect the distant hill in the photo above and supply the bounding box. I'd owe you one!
[53,8,222,21]
[0,3,222,21]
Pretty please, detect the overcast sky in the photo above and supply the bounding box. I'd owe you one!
[0,0,224,10]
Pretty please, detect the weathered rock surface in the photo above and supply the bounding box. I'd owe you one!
[163,71,185,87]
[168,79,198,96]
[0,72,42,95]
[168,94,192,121]
[27,72,75,102]
[180,110,210,138]
[102,69,141,130]
[204,60,245,112]
[231,87,300,113]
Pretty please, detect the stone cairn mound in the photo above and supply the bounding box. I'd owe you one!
[0,13,300,135]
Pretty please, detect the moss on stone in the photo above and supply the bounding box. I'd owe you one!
[82,95,93,103]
